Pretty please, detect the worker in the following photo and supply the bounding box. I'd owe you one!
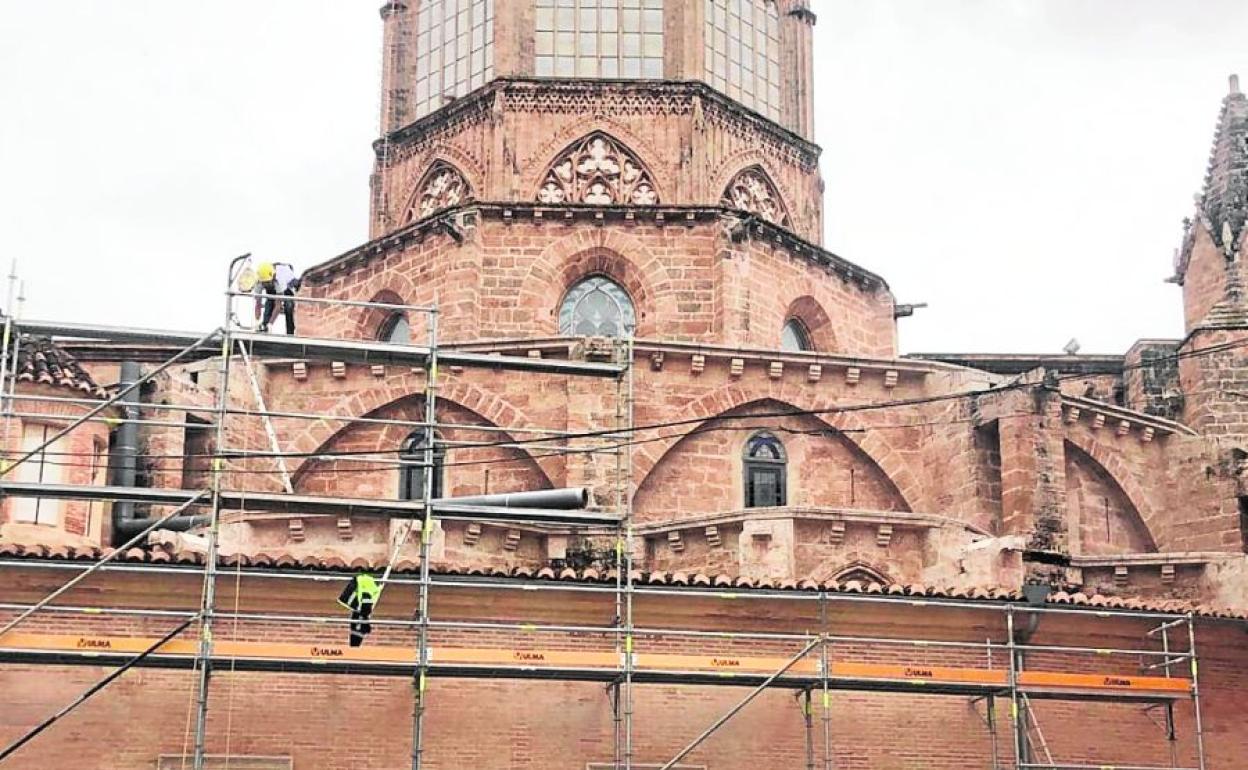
[337,572,382,647]
[253,261,301,335]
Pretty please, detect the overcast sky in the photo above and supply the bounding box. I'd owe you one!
[0,1,1243,355]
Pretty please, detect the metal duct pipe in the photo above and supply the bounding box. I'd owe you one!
[115,515,210,537]
[433,487,589,510]
[109,361,142,536]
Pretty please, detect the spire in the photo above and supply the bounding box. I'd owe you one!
[1199,74,1248,254]
[1174,75,1248,281]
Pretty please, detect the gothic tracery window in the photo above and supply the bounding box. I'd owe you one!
[744,431,786,508]
[559,276,636,337]
[537,134,659,206]
[722,167,789,226]
[406,163,472,223]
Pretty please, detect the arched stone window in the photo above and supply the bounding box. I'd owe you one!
[399,429,445,501]
[379,313,411,344]
[559,275,636,337]
[781,318,813,352]
[744,431,786,508]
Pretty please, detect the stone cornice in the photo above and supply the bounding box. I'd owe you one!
[1060,394,1197,437]
[375,78,822,168]
[1071,552,1233,568]
[635,506,991,538]
[303,203,890,293]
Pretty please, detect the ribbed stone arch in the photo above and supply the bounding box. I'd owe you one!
[633,390,917,513]
[285,380,561,487]
[1062,438,1159,553]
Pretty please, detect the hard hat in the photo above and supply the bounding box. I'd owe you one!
[257,262,276,282]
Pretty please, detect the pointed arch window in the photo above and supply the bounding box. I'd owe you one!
[744,431,786,508]
[781,319,813,352]
[379,313,412,345]
[559,276,636,338]
[399,429,444,501]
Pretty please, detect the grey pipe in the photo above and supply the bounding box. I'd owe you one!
[113,487,591,536]
[434,487,588,510]
[109,361,142,533]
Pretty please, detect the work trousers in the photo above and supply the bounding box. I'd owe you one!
[349,600,374,648]
[261,289,296,335]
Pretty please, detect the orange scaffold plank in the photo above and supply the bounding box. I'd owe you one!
[0,632,1192,698]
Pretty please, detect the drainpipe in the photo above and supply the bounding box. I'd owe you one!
[110,361,142,542]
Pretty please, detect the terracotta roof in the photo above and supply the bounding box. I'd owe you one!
[13,336,106,397]
[1,541,1243,621]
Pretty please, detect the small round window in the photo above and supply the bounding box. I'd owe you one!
[559,276,636,337]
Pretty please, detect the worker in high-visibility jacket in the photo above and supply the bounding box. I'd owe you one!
[337,573,382,647]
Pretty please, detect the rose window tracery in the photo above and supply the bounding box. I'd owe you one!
[721,168,789,226]
[537,134,659,206]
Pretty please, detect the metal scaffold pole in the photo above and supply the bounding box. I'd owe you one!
[619,337,635,770]
[1006,606,1026,768]
[411,303,438,770]
[1186,614,1208,770]
[819,592,832,770]
[192,261,245,770]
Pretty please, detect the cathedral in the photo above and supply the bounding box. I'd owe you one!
[1,2,1246,768]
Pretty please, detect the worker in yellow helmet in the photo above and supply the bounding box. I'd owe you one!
[252,261,301,334]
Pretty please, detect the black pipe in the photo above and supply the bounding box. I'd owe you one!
[114,515,210,537]
[109,361,142,538]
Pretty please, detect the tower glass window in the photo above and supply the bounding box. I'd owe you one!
[413,0,495,121]
[535,0,665,80]
[399,429,445,501]
[559,276,637,337]
[780,319,813,352]
[704,0,781,122]
[744,431,786,508]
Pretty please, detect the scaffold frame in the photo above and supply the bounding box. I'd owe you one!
[0,262,1214,770]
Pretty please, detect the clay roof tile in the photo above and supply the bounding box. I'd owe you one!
[692,573,712,587]
[536,567,556,580]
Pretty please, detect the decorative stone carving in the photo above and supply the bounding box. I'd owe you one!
[406,163,472,223]
[721,167,790,226]
[537,133,659,206]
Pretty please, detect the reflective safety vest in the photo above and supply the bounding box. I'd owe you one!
[338,573,382,610]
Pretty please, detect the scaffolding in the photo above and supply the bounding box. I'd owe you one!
[0,259,1213,770]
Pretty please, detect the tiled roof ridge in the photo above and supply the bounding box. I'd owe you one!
[13,335,107,398]
[0,540,1243,621]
